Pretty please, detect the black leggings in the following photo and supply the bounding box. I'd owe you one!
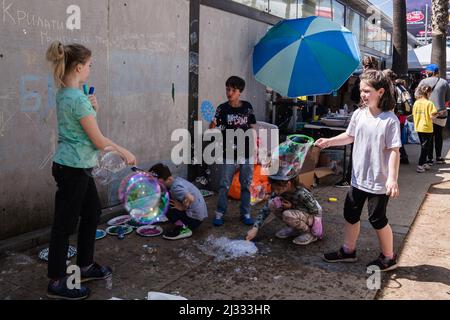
[418,132,433,166]
[48,163,102,279]
[343,187,390,230]
[428,124,444,160]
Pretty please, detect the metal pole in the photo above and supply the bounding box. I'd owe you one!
[425,3,429,44]
[188,0,200,181]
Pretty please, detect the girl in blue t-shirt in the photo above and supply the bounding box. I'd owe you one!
[46,41,136,300]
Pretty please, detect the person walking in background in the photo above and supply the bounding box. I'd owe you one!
[417,64,450,165]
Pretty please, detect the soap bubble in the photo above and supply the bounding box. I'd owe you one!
[91,149,127,185]
[118,172,169,224]
[195,235,258,261]
[270,134,314,180]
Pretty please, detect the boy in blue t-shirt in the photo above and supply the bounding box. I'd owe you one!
[149,163,208,240]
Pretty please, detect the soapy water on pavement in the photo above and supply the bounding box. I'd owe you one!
[195,235,258,261]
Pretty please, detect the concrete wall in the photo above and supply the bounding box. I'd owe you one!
[198,5,269,191]
[198,5,268,126]
[0,0,268,240]
[0,0,110,240]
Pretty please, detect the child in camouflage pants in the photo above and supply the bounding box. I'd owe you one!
[246,176,323,245]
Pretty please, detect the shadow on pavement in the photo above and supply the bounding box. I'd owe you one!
[383,264,450,289]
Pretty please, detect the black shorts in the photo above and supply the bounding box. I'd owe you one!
[343,186,389,230]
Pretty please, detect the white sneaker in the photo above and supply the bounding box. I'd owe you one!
[416,165,426,173]
[292,233,318,245]
[275,227,300,239]
[423,163,431,170]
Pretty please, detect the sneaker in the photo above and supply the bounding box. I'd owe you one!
[416,165,426,173]
[81,262,112,283]
[47,279,90,300]
[334,180,350,188]
[423,163,432,170]
[212,217,224,226]
[366,253,398,272]
[426,159,434,166]
[241,215,254,226]
[323,247,357,263]
[275,226,300,239]
[293,233,318,245]
[435,157,446,164]
[163,226,192,240]
[400,157,409,164]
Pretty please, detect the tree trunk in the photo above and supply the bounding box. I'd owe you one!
[431,0,448,79]
[392,0,408,80]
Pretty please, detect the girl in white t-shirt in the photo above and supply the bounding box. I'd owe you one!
[315,70,401,272]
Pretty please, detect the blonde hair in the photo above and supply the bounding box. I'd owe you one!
[46,41,92,88]
[415,85,432,100]
[395,79,407,87]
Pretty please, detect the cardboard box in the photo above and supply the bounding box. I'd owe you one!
[318,149,345,175]
[298,171,315,189]
[314,167,335,179]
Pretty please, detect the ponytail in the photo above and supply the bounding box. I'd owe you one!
[46,41,92,88]
[46,41,66,88]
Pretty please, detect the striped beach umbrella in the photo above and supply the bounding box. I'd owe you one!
[253,16,361,97]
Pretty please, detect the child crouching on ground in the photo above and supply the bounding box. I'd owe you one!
[246,173,323,245]
[149,163,208,240]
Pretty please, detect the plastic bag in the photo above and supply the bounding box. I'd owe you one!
[228,164,271,205]
[405,120,420,144]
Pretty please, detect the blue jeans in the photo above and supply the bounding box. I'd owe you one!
[216,162,254,217]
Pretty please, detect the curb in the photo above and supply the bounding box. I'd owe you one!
[0,205,125,256]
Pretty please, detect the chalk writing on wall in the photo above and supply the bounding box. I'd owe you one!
[19,74,55,119]
[2,1,106,46]
[3,0,65,30]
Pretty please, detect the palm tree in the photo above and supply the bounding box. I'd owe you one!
[392,0,408,80]
[431,0,448,78]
